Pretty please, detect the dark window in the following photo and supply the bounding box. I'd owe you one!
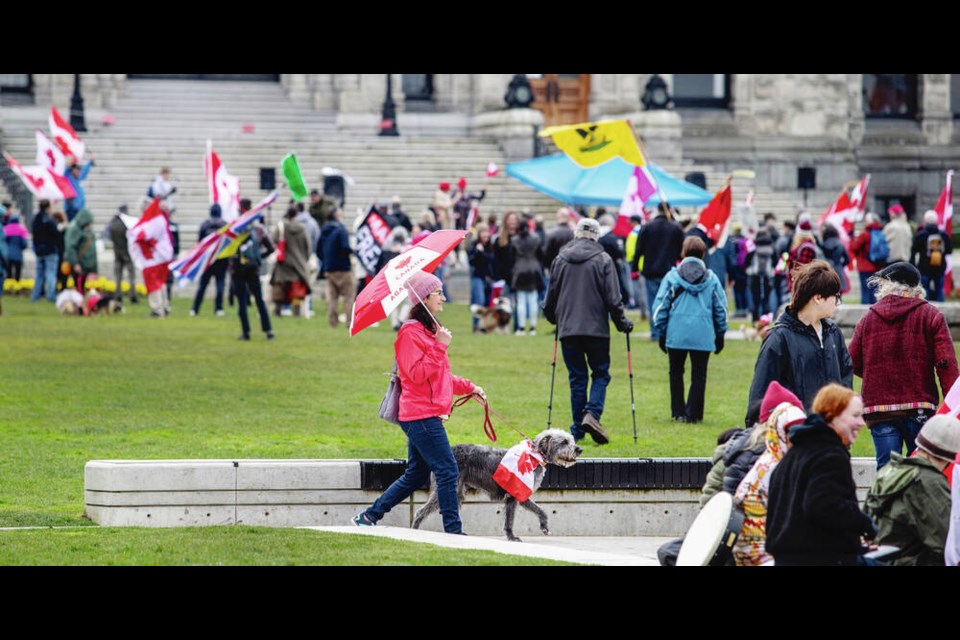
[875,195,916,224]
[863,74,918,118]
[402,74,433,101]
[672,74,730,108]
[0,74,31,92]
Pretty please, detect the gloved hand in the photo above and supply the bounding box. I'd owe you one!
[715,333,725,354]
[616,316,634,334]
[658,334,668,354]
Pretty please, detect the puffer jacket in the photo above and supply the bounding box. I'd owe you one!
[746,308,853,424]
[395,320,475,422]
[722,428,764,495]
[652,257,728,352]
[864,453,951,566]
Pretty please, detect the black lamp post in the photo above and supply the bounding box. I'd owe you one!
[70,73,87,132]
[641,74,672,111]
[379,74,399,137]
[504,74,535,109]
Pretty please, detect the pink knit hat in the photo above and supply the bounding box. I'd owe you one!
[760,381,803,423]
[406,271,442,305]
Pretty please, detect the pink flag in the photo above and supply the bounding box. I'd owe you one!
[615,165,659,237]
[35,129,66,175]
[3,151,75,201]
[49,107,85,160]
[126,199,174,294]
[204,150,241,222]
[492,439,545,502]
[486,161,499,178]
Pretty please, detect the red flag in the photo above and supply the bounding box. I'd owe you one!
[3,151,75,201]
[696,185,732,244]
[934,171,955,295]
[127,199,174,294]
[35,129,66,175]
[49,106,85,160]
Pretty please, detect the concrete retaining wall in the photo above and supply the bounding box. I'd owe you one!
[85,458,879,537]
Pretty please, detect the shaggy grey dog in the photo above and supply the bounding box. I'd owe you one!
[412,429,582,541]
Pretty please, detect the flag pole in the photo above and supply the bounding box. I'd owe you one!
[205,139,214,206]
[626,120,669,209]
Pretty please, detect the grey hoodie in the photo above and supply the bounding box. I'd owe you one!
[542,237,626,339]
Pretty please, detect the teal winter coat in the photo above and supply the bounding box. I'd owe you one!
[652,257,728,352]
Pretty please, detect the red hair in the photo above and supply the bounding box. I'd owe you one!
[812,384,858,423]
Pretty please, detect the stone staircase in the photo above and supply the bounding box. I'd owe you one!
[0,79,562,242]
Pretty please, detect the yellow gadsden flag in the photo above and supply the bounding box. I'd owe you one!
[539,119,645,168]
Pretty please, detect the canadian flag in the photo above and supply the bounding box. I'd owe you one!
[934,171,954,295]
[3,151,75,201]
[818,175,870,242]
[486,161,499,178]
[615,165,659,237]
[49,107,85,160]
[204,149,241,222]
[492,439,545,502]
[696,184,733,245]
[127,198,174,293]
[35,129,67,175]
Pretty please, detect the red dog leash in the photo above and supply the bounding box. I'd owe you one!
[452,394,535,445]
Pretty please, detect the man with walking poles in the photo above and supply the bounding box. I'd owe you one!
[543,217,634,445]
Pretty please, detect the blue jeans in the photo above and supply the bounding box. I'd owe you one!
[363,417,462,533]
[645,277,663,338]
[921,273,945,302]
[31,253,59,302]
[561,336,611,440]
[870,414,928,469]
[515,289,538,331]
[470,276,488,330]
[859,271,877,304]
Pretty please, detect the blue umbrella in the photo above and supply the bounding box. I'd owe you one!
[506,153,713,208]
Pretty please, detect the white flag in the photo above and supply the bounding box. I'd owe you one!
[35,129,66,175]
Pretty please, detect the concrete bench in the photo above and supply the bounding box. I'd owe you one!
[834,303,960,340]
[84,457,879,537]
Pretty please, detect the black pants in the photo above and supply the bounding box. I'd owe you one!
[8,260,22,281]
[235,267,271,336]
[192,260,228,313]
[668,349,710,422]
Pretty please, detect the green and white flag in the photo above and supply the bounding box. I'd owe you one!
[281,153,308,202]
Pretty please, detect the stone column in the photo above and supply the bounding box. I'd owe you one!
[473,108,544,160]
[590,74,641,117]
[281,74,311,106]
[920,73,952,145]
[473,74,515,113]
[847,73,866,145]
[335,74,395,133]
[308,74,337,110]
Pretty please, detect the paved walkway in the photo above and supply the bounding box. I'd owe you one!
[310,526,671,566]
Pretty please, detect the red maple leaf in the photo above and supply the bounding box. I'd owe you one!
[396,256,412,269]
[135,231,157,260]
[517,451,539,475]
[46,149,57,169]
[25,173,45,190]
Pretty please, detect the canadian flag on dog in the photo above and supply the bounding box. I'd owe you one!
[492,439,544,502]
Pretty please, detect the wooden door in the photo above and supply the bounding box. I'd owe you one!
[528,74,590,126]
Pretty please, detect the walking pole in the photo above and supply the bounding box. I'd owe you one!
[626,331,638,444]
[547,334,558,429]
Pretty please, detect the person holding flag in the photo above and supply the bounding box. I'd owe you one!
[849,261,958,469]
[230,198,275,341]
[190,204,229,317]
[63,154,95,221]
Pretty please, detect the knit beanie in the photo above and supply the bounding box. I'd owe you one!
[916,415,960,462]
[760,381,803,423]
[876,261,920,288]
[406,271,443,306]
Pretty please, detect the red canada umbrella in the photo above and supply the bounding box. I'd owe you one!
[350,229,468,336]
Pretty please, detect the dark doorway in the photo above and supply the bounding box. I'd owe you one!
[402,74,434,101]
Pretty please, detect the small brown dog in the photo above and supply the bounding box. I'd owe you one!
[470,297,513,334]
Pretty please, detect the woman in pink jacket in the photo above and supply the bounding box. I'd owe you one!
[354,271,485,534]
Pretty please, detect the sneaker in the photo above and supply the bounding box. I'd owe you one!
[189,309,197,317]
[580,412,610,445]
[352,513,375,527]
[528,329,536,336]
[216,309,225,317]
[266,332,275,340]
[515,329,524,336]
[237,334,250,341]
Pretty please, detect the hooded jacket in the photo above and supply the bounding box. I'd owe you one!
[542,237,627,340]
[911,223,953,277]
[63,208,98,272]
[849,295,958,421]
[863,452,951,566]
[746,308,853,424]
[722,427,765,495]
[651,257,728,352]
[3,217,28,263]
[271,218,312,291]
[766,413,876,565]
[395,320,475,422]
[849,221,885,273]
[318,218,352,273]
[32,209,60,257]
[510,230,543,292]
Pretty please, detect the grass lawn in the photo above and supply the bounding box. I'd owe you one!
[0,291,917,563]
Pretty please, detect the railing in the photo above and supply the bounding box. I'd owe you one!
[0,142,33,225]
